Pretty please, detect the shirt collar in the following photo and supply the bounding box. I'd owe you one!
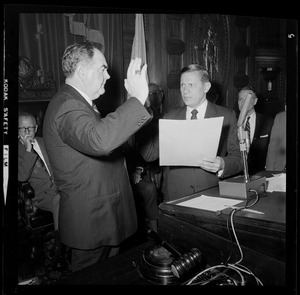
[186,99,208,120]
[246,111,256,124]
[31,139,40,152]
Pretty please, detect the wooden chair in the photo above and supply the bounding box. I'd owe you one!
[18,182,54,259]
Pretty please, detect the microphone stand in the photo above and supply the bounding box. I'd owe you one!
[218,121,266,200]
[237,125,250,182]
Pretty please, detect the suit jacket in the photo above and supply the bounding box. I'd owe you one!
[43,84,152,250]
[141,100,243,201]
[265,111,286,171]
[247,112,274,175]
[18,137,58,210]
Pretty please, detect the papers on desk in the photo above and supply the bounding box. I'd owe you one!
[266,173,286,192]
[176,195,243,212]
[159,117,223,166]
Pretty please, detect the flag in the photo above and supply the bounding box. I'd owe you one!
[127,13,149,102]
[128,14,149,147]
[131,14,147,64]
[130,14,149,85]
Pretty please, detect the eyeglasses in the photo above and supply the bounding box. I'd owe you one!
[149,90,163,95]
[18,126,36,133]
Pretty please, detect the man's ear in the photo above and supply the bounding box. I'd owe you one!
[204,82,211,93]
[76,64,86,81]
[253,97,258,106]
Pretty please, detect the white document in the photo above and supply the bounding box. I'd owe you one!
[159,117,224,166]
[176,195,243,212]
[266,173,286,192]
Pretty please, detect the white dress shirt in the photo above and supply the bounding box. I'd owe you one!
[186,99,208,120]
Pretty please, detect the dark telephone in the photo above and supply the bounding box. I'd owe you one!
[137,229,204,284]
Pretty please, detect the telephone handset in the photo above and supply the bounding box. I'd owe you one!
[147,229,204,278]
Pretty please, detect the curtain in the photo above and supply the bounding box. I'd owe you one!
[97,14,124,115]
[19,13,124,112]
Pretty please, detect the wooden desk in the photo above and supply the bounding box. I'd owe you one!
[157,172,286,286]
[57,172,287,286]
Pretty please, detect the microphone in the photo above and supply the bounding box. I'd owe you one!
[237,93,252,182]
[219,92,266,199]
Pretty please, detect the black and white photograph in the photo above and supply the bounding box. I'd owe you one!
[2,4,297,294]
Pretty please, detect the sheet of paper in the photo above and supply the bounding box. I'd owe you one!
[159,117,224,166]
[266,173,286,192]
[176,195,243,212]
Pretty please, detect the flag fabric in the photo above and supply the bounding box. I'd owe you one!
[128,13,149,102]
[128,14,149,148]
[131,14,147,65]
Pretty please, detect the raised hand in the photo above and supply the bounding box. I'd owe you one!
[124,57,149,105]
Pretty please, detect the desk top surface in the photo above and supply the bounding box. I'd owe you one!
[159,171,286,233]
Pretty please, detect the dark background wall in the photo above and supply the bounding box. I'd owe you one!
[15,11,297,126]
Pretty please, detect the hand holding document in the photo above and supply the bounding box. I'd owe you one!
[159,117,224,166]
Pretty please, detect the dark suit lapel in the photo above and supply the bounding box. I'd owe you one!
[204,101,218,118]
[254,113,263,138]
[179,107,187,119]
[65,84,98,116]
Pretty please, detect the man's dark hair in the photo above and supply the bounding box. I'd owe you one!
[180,64,211,83]
[62,41,97,78]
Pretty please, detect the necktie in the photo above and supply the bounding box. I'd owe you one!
[32,148,46,170]
[191,109,198,120]
[245,116,251,138]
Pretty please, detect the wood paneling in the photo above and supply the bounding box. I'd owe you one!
[165,14,188,109]
[145,14,191,110]
[251,18,287,117]
[122,14,289,116]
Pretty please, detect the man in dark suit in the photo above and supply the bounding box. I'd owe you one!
[18,112,65,267]
[140,64,243,201]
[124,83,165,232]
[237,86,274,175]
[43,42,151,272]
[124,143,159,232]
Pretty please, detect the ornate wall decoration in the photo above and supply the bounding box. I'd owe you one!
[19,56,56,101]
[190,14,230,101]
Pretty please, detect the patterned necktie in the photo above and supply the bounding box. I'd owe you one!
[245,116,251,137]
[191,109,198,120]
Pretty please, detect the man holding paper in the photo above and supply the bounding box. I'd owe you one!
[140,64,243,201]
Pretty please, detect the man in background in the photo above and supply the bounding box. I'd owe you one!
[237,86,274,175]
[124,83,165,232]
[18,112,65,268]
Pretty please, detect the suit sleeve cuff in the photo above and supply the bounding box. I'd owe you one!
[217,157,225,178]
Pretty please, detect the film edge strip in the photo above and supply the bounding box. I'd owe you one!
[3,78,9,204]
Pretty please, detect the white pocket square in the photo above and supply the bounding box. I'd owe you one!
[260,134,269,138]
